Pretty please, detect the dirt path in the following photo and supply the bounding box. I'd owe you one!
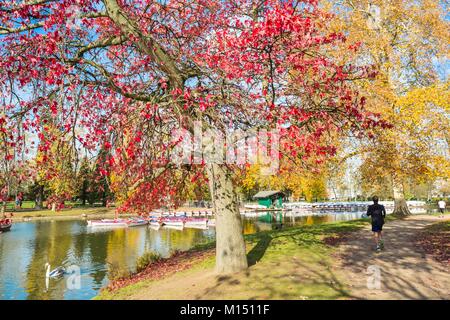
[334,215,449,300]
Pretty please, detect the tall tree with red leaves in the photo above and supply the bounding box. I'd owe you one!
[0,0,383,273]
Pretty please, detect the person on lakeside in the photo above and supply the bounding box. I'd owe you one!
[366,196,386,251]
[15,195,21,210]
[18,192,23,209]
[438,199,446,218]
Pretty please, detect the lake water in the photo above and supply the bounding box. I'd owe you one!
[0,209,429,300]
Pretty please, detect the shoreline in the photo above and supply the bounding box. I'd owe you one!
[6,208,132,222]
[96,217,370,300]
[10,213,137,222]
[97,214,449,300]
[6,206,213,222]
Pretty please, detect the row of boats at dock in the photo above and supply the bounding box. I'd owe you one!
[282,200,426,211]
[87,213,215,230]
[87,201,429,229]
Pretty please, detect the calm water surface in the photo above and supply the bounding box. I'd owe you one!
[0,209,428,300]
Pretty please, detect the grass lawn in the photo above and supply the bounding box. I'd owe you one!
[4,201,213,220]
[3,200,110,210]
[96,218,370,300]
[5,200,36,210]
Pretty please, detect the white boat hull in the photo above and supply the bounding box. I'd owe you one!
[127,220,148,227]
[185,220,208,229]
[162,225,184,231]
[244,204,267,209]
[87,219,128,228]
[87,218,147,228]
[162,220,185,227]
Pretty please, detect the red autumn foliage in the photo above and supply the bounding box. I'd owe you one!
[0,0,386,213]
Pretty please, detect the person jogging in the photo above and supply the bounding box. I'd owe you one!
[366,196,386,251]
[438,199,446,218]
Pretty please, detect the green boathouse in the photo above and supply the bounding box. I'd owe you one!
[253,190,285,208]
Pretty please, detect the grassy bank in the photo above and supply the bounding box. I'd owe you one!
[7,206,215,222]
[97,218,371,300]
[8,207,119,221]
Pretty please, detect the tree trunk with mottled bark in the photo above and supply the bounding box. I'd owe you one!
[207,163,248,274]
[35,185,44,210]
[392,175,411,216]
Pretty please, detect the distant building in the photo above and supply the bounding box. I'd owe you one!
[253,191,285,208]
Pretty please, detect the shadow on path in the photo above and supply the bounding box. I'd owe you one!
[247,234,272,266]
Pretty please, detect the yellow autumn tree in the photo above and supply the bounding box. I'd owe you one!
[239,161,328,202]
[36,124,77,210]
[326,0,449,215]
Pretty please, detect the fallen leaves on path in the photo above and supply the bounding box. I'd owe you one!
[415,222,449,266]
[104,249,215,292]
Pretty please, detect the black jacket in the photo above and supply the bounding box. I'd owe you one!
[367,204,386,226]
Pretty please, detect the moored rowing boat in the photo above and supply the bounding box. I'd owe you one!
[184,218,208,229]
[162,224,184,231]
[87,219,128,227]
[161,218,185,227]
[126,218,148,227]
[148,219,162,227]
[87,218,148,228]
[0,219,12,232]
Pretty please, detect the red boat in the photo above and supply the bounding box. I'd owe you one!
[0,218,12,232]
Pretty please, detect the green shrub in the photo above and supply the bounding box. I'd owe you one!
[107,262,131,281]
[136,251,162,273]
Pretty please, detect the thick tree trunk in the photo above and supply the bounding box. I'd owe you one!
[207,163,248,274]
[392,175,411,216]
[102,190,107,207]
[35,185,44,210]
[81,181,87,206]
